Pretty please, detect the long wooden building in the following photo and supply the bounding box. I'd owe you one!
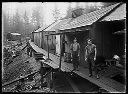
[30,3,126,92]
[32,3,126,67]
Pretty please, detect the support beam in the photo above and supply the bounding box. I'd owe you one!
[59,35,62,71]
[45,35,50,62]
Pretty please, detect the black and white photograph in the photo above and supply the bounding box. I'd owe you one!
[2,2,126,93]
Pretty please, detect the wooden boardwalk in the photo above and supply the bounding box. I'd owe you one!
[29,41,125,93]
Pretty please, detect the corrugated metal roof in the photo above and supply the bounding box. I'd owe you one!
[59,3,120,30]
[101,3,126,21]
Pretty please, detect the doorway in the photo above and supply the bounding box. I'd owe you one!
[65,30,89,67]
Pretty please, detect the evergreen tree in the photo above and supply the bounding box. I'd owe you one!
[23,10,30,36]
[31,6,41,30]
[3,11,9,34]
[3,11,13,35]
[13,9,20,33]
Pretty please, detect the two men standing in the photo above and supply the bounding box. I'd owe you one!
[70,38,99,78]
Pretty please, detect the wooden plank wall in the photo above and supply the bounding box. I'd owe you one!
[94,21,125,59]
[41,31,56,55]
[33,32,41,47]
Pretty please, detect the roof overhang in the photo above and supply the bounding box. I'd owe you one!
[32,3,125,35]
[101,3,126,21]
[59,3,121,31]
[45,27,91,36]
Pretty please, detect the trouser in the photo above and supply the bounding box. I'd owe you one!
[87,57,95,75]
[87,58,93,75]
[30,48,33,57]
[72,51,79,69]
[94,65,99,75]
[27,47,30,56]
[87,57,98,75]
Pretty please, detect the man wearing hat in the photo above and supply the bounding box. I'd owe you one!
[85,38,99,79]
[70,38,80,71]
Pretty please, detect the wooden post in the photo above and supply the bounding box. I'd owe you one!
[46,35,50,62]
[59,34,62,71]
[47,36,49,59]
[32,32,34,42]
[41,31,43,49]
[30,47,32,57]
[50,68,53,89]
[48,74,50,89]
[40,62,44,89]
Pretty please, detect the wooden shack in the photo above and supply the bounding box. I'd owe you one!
[32,24,56,54]
[32,3,126,67]
[6,33,21,42]
[32,31,42,48]
[68,3,124,65]
[32,18,72,56]
[57,3,125,66]
[30,3,126,92]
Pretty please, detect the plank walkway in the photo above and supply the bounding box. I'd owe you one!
[29,41,125,93]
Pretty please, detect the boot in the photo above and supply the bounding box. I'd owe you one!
[96,75,99,79]
[89,74,92,77]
